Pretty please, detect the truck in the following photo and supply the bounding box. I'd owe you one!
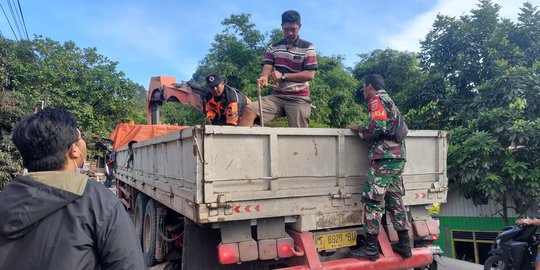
[112,76,448,269]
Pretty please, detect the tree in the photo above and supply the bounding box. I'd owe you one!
[0,90,24,189]
[195,14,363,128]
[449,68,540,224]
[353,49,420,106]
[312,55,364,127]
[0,35,147,188]
[352,49,432,128]
[419,0,540,224]
[194,13,265,100]
[159,102,205,126]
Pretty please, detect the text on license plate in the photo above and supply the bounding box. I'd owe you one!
[315,231,357,251]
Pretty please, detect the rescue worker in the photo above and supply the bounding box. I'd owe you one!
[0,108,145,270]
[348,74,411,261]
[205,73,249,126]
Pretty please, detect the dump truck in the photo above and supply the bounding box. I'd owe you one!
[112,76,448,269]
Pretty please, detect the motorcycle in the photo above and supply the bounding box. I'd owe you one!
[484,224,539,270]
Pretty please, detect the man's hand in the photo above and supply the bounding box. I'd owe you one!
[269,70,283,83]
[518,218,532,225]
[257,76,269,88]
[516,218,540,226]
[349,125,361,132]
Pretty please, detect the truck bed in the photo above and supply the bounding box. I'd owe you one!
[115,125,448,231]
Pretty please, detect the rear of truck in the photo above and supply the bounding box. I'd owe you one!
[114,125,448,269]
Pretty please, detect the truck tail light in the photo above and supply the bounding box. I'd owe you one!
[277,237,304,258]
[430,233,440,241]
[277,238,294,258]
[218,242,239,264]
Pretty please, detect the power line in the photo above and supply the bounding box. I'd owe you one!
[16,0,28,39]
[6,0,23,40]
[0,2,18,41]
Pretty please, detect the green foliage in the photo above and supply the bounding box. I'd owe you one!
[0,89,24,188]
[193,13,265,100]
[312,56,364,127]
[353,49,420,103]
[160,102,205,126]
[417,0,540,223]
[0,36,146,187]
[195,14,363,128]
[2,2,539,221]
[0,134,22,190]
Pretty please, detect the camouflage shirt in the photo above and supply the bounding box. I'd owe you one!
[356,90,406,161]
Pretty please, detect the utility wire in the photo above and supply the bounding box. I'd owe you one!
[7,0,23,40]
[0,2,18,41]
[11,0,25,39]
[16,0,28,39]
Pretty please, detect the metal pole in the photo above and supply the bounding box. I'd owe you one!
[257,82,264,127]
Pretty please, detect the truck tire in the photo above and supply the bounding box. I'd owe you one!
[143,199,158,267]
[483,255,509,270]
[133,194,147,247]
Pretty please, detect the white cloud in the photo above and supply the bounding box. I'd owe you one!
[386,0,533,52]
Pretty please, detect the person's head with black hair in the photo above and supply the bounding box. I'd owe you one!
[365,74,385,90]
[281,10,301,25]
[281,10,302,45]
[362,74,385,101]
[12,107,87,172]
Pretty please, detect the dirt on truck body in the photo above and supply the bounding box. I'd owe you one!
[113,122,448,269]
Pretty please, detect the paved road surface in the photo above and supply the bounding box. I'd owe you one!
[437,256,483,270]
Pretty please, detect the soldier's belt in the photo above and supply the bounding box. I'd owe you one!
[383,140,400,147]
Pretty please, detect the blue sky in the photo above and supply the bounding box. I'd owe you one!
[0,0,534,87]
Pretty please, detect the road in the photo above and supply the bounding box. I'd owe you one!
[437,256,483,270]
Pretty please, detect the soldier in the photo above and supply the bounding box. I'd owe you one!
[348,74,411,261]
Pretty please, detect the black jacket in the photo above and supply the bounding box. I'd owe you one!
[0,171,146,270]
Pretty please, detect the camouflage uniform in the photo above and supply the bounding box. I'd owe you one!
[355,90,409,235]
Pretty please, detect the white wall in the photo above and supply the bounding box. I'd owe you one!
[440,189,539,218]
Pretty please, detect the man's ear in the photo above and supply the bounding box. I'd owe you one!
[68,143,81,159]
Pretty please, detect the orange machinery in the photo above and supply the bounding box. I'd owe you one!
[146,76,209,125]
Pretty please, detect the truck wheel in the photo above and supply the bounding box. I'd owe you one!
[133,194,147,246]
[483,255,509,270]
[143,199,158,267]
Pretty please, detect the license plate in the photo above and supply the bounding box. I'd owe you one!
[315,231,357,251]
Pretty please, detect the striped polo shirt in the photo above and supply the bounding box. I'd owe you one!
[262,37,318,96]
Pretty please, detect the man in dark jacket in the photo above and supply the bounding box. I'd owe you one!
[0,108,145,270]
[205,73,249,125]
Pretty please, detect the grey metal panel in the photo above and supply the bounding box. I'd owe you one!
[115,128,202,221]
[115,126,449,231]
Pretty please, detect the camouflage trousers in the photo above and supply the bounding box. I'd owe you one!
[363,159,410,235]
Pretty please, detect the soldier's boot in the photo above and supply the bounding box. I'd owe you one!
[348,233,380,261]
[392,230,412,259]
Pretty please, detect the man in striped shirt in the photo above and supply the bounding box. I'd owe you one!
[239,10,317,127]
